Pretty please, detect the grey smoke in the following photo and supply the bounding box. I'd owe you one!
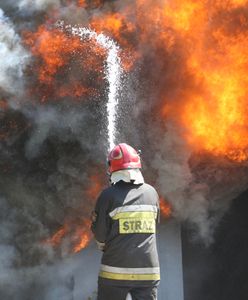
[24,105,92,158]
[0,0,62,12]
[0,9,29,95]
[151,122,248,243]
[0,243,101,300]
[151,124,211,242]
[18,0,61,11]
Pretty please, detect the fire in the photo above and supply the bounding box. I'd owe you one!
[86,174,103,200]
[92,0,248,162]
[77,0,103,8]
[24,26,77,84]
[72,220,91,253]
[23,25,106,102]
[91,12,135,46]
[179,4,248,162]
[45,225,67,247]
[43,173,104,254]
[160,197,172,218]
[22,1,248,161]
[154,0,248,162]
[0,99,8,111]
[43,219,92,253]
[77,0,87,8]
[57,82,92,98]
[90,12,137,71]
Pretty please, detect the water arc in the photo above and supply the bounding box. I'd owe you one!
[58,22,123,152]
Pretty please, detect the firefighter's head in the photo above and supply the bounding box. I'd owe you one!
[107,143,142,174]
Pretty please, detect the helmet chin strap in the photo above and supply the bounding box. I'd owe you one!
[106,159,111,175]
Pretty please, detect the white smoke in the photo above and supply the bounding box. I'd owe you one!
[0,240,100,300]
[24,105,92,158]
[18,0,61,11]
[0,9,29,95]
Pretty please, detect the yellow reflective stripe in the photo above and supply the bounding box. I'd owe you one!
[99,271,160,281]
[100,264,160,274]
[112,211,157,220]
[119,218,156,234]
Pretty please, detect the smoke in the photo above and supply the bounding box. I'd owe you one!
[150,123,248,243]
[18,0,61,11]
[0,9,29,95]
[24,105,94,158]
[0,248,97,300]
[0,4,107,299]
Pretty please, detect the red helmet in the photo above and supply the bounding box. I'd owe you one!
[108,143,141,173]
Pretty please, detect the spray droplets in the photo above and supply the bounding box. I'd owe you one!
[57,21,123,151]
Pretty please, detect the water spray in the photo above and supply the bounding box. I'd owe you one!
[57,21,123,152]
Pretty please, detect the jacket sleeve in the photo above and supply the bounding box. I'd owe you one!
[156,193,160,224]
[91,190,111,243]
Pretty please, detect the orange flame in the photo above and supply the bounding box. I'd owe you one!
[160,197,172,218]
[77,0,103,8]
[90,11,137,71]
[43,173,104,253]
[77,0,87,8]
[91,12,135,44]
[0,99,8,111]
[43,219,92,253]
[86,174,103,200]
[72,220,91,253]
[23,25,106,102]
[24,26,77,84]
[44,224,68,247]
[22,1,248,160]
[155,0,248,162]
[57,82,91,98]
[89,0,248,162]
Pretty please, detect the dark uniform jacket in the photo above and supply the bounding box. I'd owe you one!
[91,181,160,287]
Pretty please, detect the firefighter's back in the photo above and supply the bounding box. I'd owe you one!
[99,181,160,287]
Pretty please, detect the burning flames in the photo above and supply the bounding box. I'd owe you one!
[23,25,106,102]
[158,0,248,162]
[44,193,171,253]
[89,0,248,162]
[43,173,103,253]
[44,0,248,162]
[4,0,247,256]
[160,197,172,219]
[43,219,91,253]
[86,174,103,200]
[20,1,248,155]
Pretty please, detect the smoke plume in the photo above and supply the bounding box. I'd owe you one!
[0,9,29,94]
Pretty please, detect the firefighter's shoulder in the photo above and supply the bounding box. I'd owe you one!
[96,185,115,202]
[142,182,159,195]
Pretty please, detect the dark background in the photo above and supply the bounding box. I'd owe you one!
[183,189,248,300]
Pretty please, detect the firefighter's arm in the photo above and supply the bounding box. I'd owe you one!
[91,191,110,250]
[156,193,160,224]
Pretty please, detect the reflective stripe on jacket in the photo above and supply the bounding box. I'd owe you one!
[91,181,160,286]
[99,265,160,281]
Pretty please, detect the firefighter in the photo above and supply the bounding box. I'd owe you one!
[91,143,160,300]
